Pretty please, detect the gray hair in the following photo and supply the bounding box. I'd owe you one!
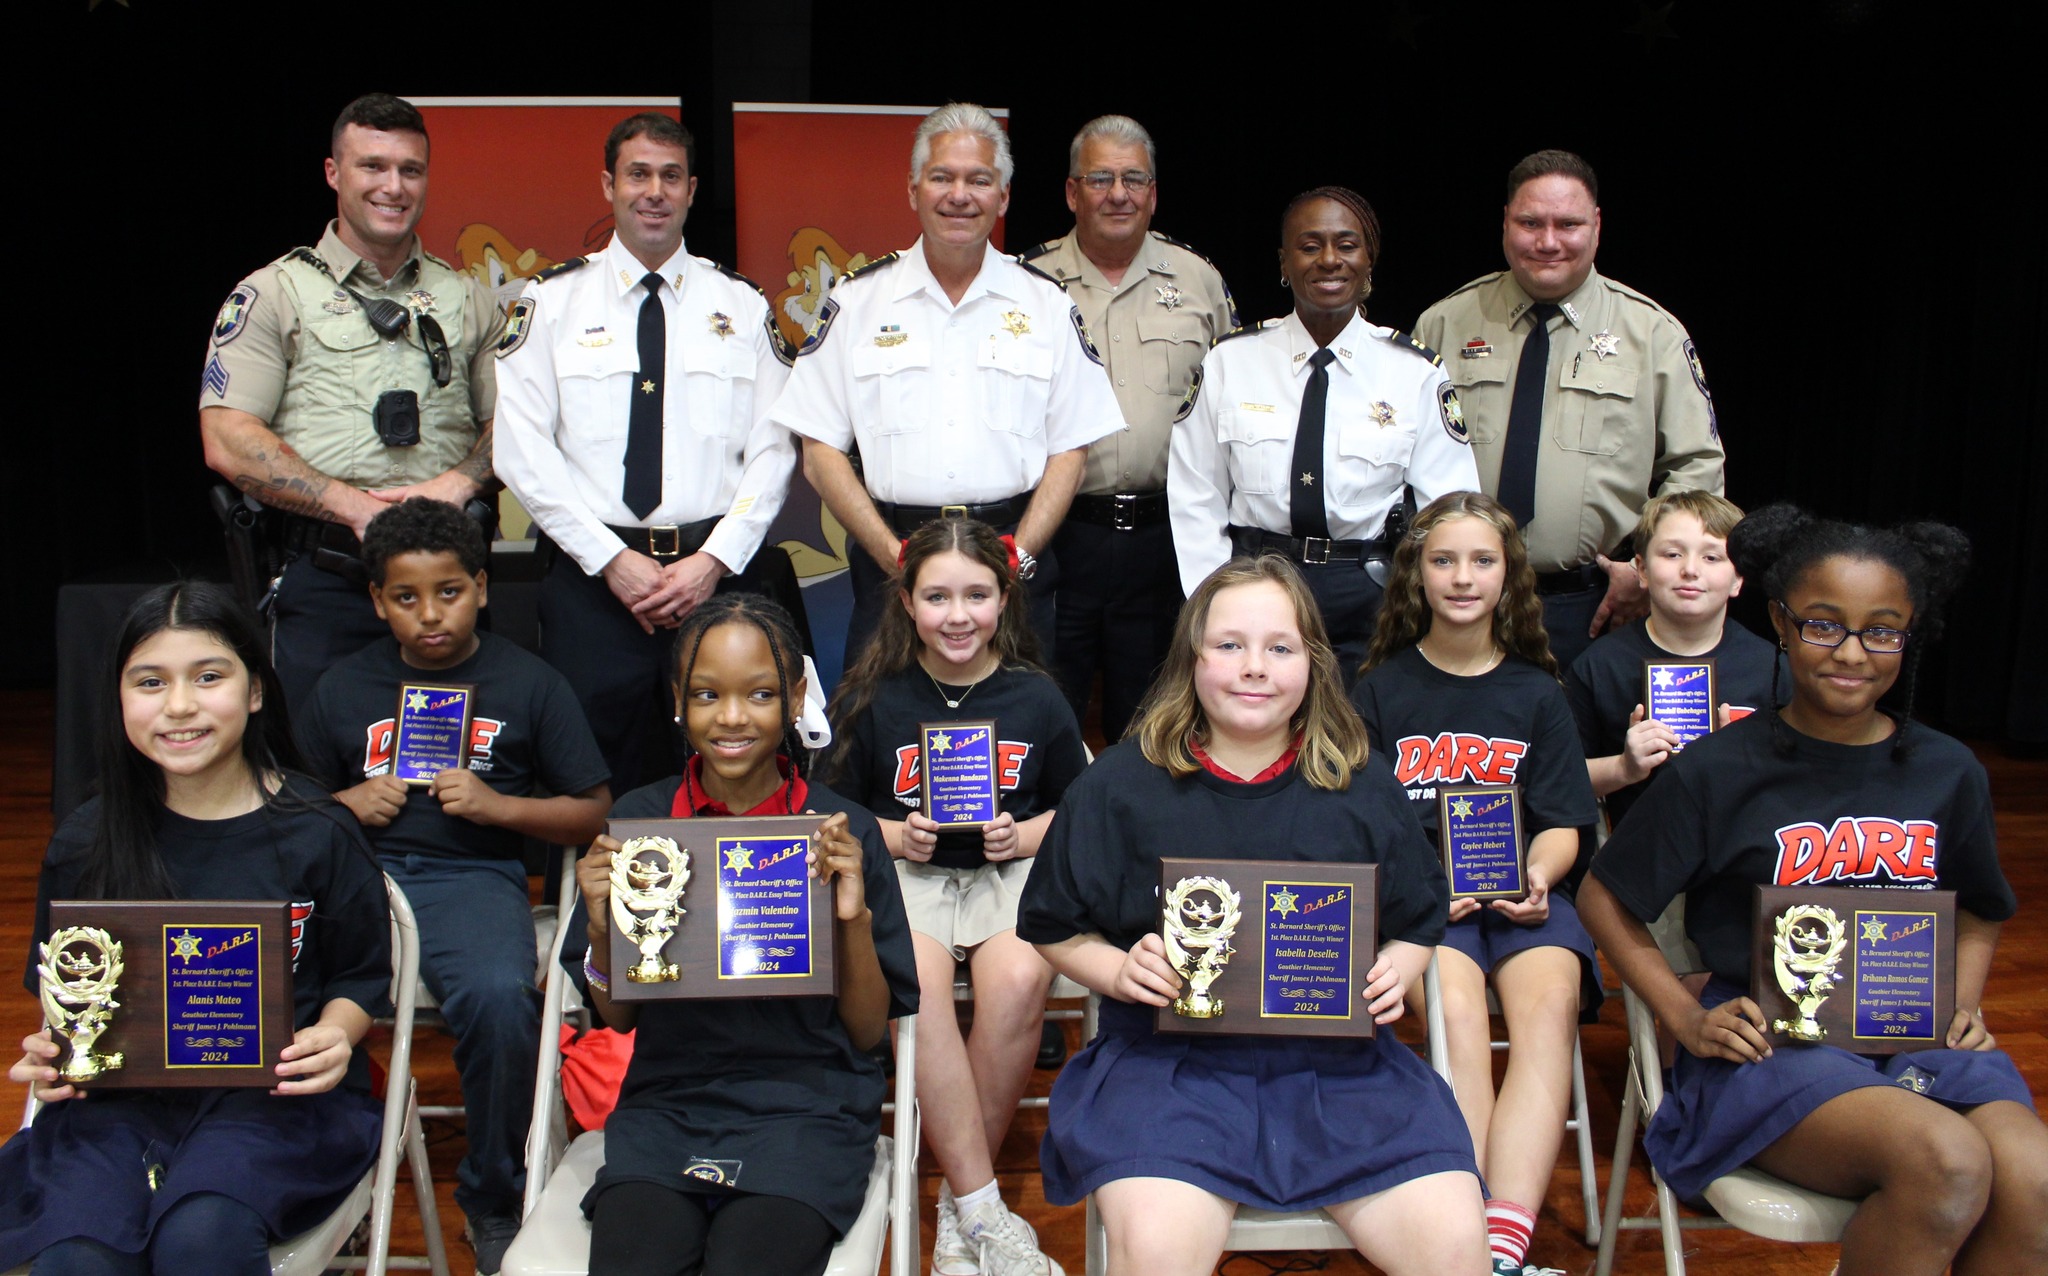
[1068,114,1156,179]
[910,102,1013,188]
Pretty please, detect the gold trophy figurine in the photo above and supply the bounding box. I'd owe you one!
[1163,877,1242,1019]
[1771,904,1847,1043]
[610,837,691,983]
[37,927,126,1082]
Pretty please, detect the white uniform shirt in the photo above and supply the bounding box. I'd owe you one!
[494,236,795,575]
[767,239,1123,505]
[1169,310,1480,594]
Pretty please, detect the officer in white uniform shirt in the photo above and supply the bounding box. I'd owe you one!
[769,102,1123,664]
[1170,185,1479,681]
[495,111,802,788]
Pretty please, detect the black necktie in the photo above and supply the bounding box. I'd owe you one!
[1289,347,1338,540]
[1498,302,1560,530]
[623,271,666,519]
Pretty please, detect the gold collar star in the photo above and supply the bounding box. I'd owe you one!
[641,379,657,394]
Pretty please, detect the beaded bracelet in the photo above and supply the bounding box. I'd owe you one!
[582,946,611,995]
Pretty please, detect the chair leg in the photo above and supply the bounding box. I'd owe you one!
[1653,1171,1687,1276]
[1594,1064,1640,1276]
[1573,1036,1601,1247]
[405,1093,452,1276]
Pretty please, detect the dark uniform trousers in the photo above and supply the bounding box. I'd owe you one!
[1300,563,1385,689]
[1051,518,1179,743]
[1539,585,1604,675]
[271,555,401,723]
[539,545,811,792]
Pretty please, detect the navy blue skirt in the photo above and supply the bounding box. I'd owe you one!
[1438,893,1605,1020]
[1645,979,2038,1203]
[1040,997,1478,1210]
[0,1086,381,1268]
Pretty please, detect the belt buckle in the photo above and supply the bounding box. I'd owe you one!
[1300,536,1333,565]
[1111,493,1137,532]
[939,504,968,520]
[648,525,682,559]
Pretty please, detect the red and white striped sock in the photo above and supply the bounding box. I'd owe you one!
[1486,1198,1537,1268]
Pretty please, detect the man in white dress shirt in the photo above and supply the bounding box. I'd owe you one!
[768,102,1123,663]
[495,111,802,787]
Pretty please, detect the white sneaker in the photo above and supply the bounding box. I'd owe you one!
[959,1197,1064,1276]
[932,1188,978,1276]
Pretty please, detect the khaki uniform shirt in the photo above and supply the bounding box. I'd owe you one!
[1020,230,1237,495]
[1414,268,1723,572]
[199,222,502,490]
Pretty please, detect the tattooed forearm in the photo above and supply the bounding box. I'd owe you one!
[454,422,496,488]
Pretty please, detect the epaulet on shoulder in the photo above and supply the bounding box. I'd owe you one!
[1211,319,1275,347]
[534,255,594,283]
[839,252,899,284]
[1382,329,1444,367]
[1017,239,1059,261]
[421,248,456,271]
[713,260,771,300]
[1598,274,1676,318]
[1149,230,1228,275]
[1444,271,1505,299]
[1015,257,1064,288]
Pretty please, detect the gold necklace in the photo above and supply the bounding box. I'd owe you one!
[927,661,996,710]
[1419,640,1502,677]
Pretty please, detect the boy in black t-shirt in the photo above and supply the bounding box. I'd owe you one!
[1565,491,1784,832]
[296,499,612,1274]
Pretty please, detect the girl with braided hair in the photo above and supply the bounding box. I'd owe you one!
[1581,504,2046,1276]
[567,592,920,1276]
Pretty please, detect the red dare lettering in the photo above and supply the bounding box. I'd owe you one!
[1392,733,1527,786]
[1772,817,1940,886]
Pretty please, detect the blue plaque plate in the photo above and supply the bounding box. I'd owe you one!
[1438,784,1526,901]
[393,683,475,784]
[1852,908,1940,1045]
[1644,659,1716,749]
[920,719,1000,828]
[163,924,269,1069]
[716,836,814,980]
[1259,880,1355,1022]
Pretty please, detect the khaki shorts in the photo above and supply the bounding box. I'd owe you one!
[894,857,1037,958]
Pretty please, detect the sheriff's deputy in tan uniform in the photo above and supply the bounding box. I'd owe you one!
[199,92,502,716]
[1020,114,1236,741]
[1414,149,1724,673]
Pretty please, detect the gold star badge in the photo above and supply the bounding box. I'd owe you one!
[1450,796,1475,819]
[405,689,430,711]
[641,379,657,394]
[1300,472,1315,486]
[1000,310,1031,338]
[723,847,755,872]
[1861,918,1889,943]
[169,929,205,966]
[1370,401,1397,427]
[1269,886,1300,917]
[709,312,735,339]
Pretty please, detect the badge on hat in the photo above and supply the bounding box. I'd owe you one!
[496,297,537,359]
[1439,384,1469,443]
[213,285,257,346]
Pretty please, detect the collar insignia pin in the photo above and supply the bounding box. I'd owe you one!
[1560,301,1582,325]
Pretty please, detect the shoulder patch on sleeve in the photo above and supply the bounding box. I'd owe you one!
[797,296,841,357]
[1174,362,1203,423]
[764,306,796,366]
[203,353,231,399]
[1383,329,1444,367]
[1684,338,1718,439]
[212,284,258,346]
[840,251,899,284]
[1438,383,1469,443]
[534,255,594,283]
[496,296,537,359]
[1069,305,1104,366]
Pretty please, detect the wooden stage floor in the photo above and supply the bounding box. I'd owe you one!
[3,690,2040,1275]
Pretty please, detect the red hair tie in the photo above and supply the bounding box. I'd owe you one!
[896,538,910,569]
[998,534,1021,576]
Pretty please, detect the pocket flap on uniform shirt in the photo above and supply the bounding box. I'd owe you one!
[557,340,640,381]
[675,326,758,381]
[1135,311,1206,347]
[1560,362,1639,399]
[1337,421,1417,468]
[977,338,1053,380]
[305,316,380,354]
[1448,358,1509,389]
[848,337,933,379]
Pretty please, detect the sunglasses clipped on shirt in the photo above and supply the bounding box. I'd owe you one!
[350,289,453,388]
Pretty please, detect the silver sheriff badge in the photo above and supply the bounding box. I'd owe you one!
[1155,283,1184,310]
[1589,330,1620,360]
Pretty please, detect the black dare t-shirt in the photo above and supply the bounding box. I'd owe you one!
[1017,740,1448,952]
[828,664,1086,867]
[30,777,392,1091]
[1591,714,2016,986]
[297,633,610,863]
[1351,647,1597,853]
[1564,618,1784,828]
